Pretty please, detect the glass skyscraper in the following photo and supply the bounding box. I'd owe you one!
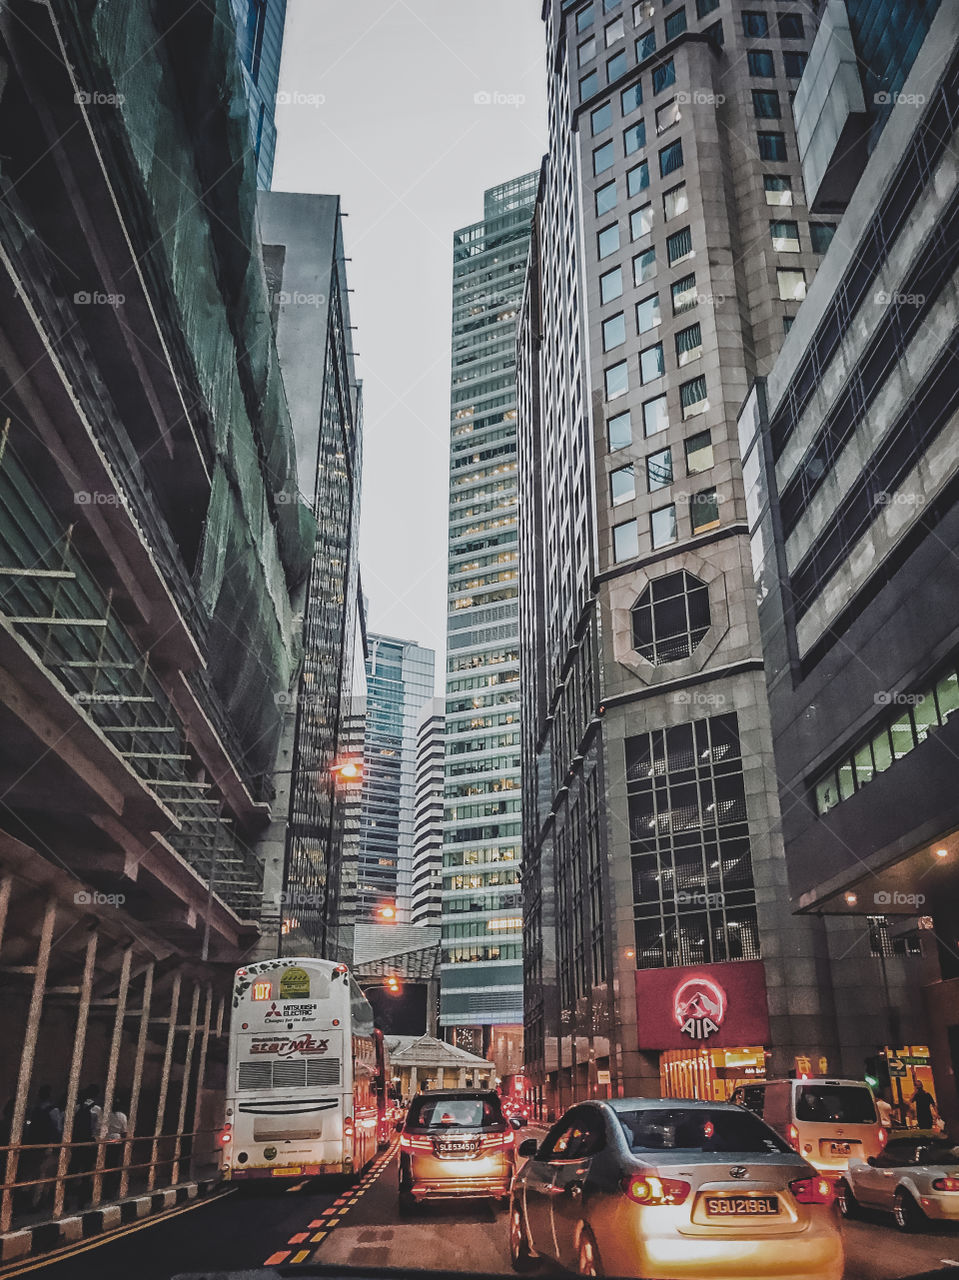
[358,635,435,923]
[230,0,287,189]
[441,175,538,1063]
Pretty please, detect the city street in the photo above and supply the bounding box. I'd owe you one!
[5,1135,959,1280]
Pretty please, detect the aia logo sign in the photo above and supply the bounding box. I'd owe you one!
[674,975,727,1041]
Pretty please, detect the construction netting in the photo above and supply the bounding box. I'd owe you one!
[62,0,317,784]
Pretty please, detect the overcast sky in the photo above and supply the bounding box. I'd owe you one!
[272,1,547,687]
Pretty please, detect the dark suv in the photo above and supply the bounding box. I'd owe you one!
[398,1089,516,1212]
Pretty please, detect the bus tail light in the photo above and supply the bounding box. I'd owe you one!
[343,1116,354,1139]
[219,1123,233,1146]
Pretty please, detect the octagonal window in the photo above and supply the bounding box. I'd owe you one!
[632,570,710,665]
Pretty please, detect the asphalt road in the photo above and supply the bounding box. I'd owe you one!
[4,1137,959,1280]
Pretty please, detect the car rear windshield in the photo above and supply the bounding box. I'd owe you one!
[406,1098,503,1130]
[616,1107,791,1155]
[795,1086,877,1124]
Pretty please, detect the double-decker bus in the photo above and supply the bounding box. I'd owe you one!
[222,958,382,1181]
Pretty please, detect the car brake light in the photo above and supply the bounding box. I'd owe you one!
[877,1126,888,1147]
[481,1129,515,1149]
[932,1177,959,1192]
[400,1133,433,1151]
[787,1124,801,1152]
[622,1174,690,1206]
[789,1176,833,1205]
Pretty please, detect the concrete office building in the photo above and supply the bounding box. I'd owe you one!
[258,192,364,957]
[518,0,854,1117]
[441,175,537,1069]
[745,0,958,1125]
[413,698,446,927]
[230,0,287,188]
[358,636,435,923]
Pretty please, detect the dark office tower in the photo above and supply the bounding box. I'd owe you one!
[746,3,959,1128]
[257,193,363,958]
[231,0,287,188]
[442,175,537,1072]
[795,0,941,209]
[518,0,848,1117]
[358,636,435,924]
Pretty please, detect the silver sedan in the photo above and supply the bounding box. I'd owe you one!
[509,1097,843,1279]
[838,1136,959,1231]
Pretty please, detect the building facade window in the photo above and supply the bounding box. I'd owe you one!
[646,446,673,491]
[632,570,710,664]
[675,321,703,365]
[628,161,650,196]
[641,342,665,382]
[603,312,627,349]
[592,102,613,134]
[614,519,640,561]
[783,49,808,77]
[752,89,782,118]
[611,464,636,505]
[665,8,687,39]
[742,10,769,38]
[691,487,720,533]
[577,4,596,32]
[594,140,616,174]
[663,182,688,219]
[810,222,837,254]
[608,410,632,451]
[580,70,600,100]
[650,503,678,548]
[579,36,597,65]
[652,57,676,94]
[606,15,626,44]
[764,173,793,205]
[671,272,697,312]
[608,49,629,79]
[601,265,625,303]
[659,139,684,176]
[666,225,693,264]
[606,360,630,399]
[625,121,647,154]
[636,29,657,60]
[748,49,775,77]
[598,223,621,257]
[758,131,787,160]
[685,429,713,473]
[696,0,719,14]
[770,219,801,251]
[634,248,657,284]
[777,268,806,300]
[622,82,643,113]
[596,180,618,215]
[643,393,670,436]
[656,98,682,133]
[637,293,662,333]
[627,713,760,970]
[778,11,805,38]
[631,203,654,239]
[680,374,708,417]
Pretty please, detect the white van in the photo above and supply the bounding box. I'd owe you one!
[731,1078,886,1173]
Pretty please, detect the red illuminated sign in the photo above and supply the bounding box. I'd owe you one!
[635,960,770,1051]
[251,981,272,1001]
[673,975,727,1041]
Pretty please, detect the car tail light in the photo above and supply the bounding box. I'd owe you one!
[932,1177,959,1192]
[219,1123,232,1146]
[622,1174,690,1206]
[481,1129,515,1150]
[399,1134,433,1152]
[787,1124,801,1152]
[877,1126,888,1148]
[790,1176,833,1205]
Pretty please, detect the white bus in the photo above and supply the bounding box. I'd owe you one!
[221,957,381,1182]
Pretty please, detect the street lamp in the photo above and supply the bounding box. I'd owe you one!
[377,903,397,922]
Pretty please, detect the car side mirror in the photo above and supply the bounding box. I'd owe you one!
[510,1116,523,1129]
[519,1138,539,1158]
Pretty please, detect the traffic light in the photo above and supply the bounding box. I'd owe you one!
[865,1054,890,1092]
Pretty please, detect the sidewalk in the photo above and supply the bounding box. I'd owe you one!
[0,1176,221,1267]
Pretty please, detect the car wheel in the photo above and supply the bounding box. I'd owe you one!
[577,1227,603,1278]
[836,1179,858,1219]
[509,1203,540,1273]
[893,1189,924,1233]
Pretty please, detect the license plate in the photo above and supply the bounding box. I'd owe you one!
[437,1142,476,1156]
[830,1142,851,1155]
[705,1195,780,1216]
[272,1166,301,1177]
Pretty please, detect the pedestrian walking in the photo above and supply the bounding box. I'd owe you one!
[27,1085,63,1211]
[69,1085,101,1208]
[910,1080,938,1131]
[876,1090,894,1128]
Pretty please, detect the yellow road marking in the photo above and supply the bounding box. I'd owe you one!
[0,1194,226,1279]
[310,1231,328,1243]
[290,1250,310,1264]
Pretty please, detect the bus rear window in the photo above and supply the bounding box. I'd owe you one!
[795,1086,877,1124]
